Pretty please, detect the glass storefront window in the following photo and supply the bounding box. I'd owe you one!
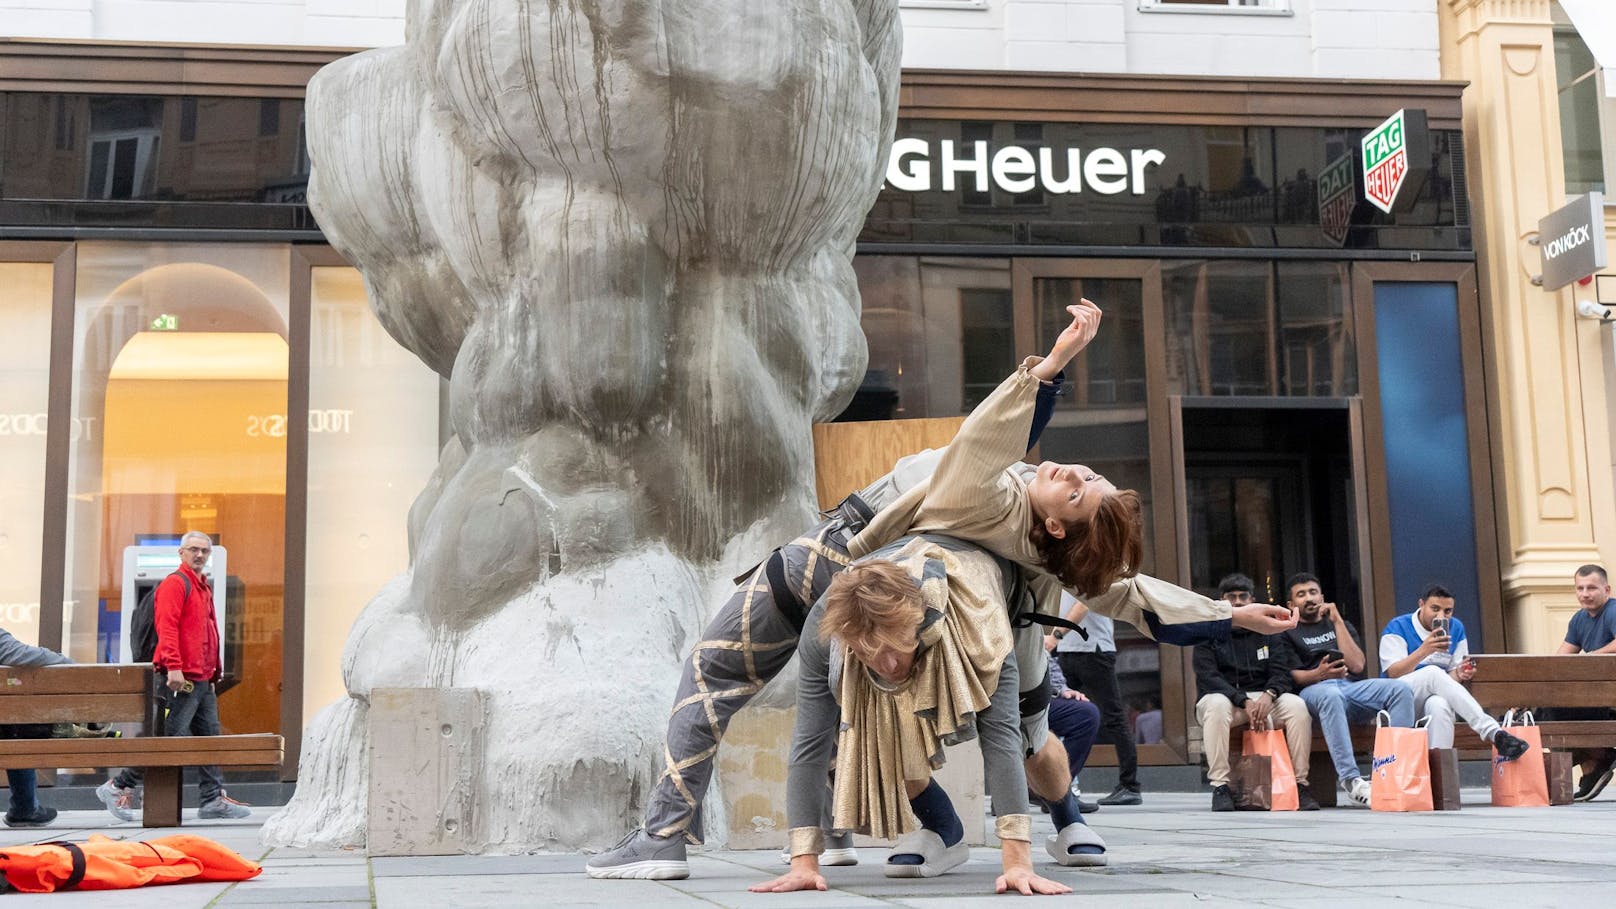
[0,262,55,646]
[847,257,1012,420]
[1555,26,1608,196]
[1164,260,1356,397]
[303,266,440,720]
[64,242,290,738]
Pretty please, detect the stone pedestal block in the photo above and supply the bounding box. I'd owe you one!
[717,701,987,851]
[367,688,486,856]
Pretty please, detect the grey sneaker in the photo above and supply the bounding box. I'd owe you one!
[586,828,689,880]
[198,794,252,819]
[95,780,138,823]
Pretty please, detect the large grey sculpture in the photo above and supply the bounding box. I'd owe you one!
[263,1,902,852]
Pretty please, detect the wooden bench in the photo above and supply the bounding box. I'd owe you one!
[0,663,283,827]
[1468,654,1616,750]
[1220,656,1616,805]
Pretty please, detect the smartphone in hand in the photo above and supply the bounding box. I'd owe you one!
[1323,649,1344,664]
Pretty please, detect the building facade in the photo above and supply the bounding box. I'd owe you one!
[1,0,1608,782]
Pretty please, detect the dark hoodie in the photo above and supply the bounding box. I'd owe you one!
[1193,627,1293,707]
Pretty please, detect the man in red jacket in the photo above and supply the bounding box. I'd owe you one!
[96,532,251,822]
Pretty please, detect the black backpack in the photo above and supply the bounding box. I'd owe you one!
[131,572,190,663]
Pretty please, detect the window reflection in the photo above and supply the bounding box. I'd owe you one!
[847,257,1011,420]
[2,93,309,205]
[1164,260,1356,397]
[0,263,55,646]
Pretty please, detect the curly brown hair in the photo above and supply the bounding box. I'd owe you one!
[817,560,924,653]
[1027,487,1145,596]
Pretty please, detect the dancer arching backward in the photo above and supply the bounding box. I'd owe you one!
[586,300,1296,881]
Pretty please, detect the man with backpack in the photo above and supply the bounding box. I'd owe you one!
[96,531,251,822]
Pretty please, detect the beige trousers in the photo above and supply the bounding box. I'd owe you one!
[1197,692,1312,787]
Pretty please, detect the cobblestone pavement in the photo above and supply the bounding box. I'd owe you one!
[3,789,1614,907]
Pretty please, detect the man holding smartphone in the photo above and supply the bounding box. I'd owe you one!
[1379,584,1529,757]
[1277,573,1415,807]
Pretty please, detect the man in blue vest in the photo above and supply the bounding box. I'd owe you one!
[1378,583,1527,758]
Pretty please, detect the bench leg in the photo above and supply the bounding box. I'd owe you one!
[1310,759,1339,808]
[143,767,182,828]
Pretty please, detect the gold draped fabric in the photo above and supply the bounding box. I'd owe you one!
[830,538,1015,840]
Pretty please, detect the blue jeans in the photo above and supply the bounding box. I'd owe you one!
[113,681,226,803]
[1299,678,1414,782]
[0,724,47,817]
[1048,697,1102,778]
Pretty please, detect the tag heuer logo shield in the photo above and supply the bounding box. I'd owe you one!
[1361,110,1409,214]
[1317,152,1355,246]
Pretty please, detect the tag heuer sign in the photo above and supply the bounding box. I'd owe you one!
[1362,110,1411,214]
[1317,152,1356,247]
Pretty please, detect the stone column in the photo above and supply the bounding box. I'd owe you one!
[1441,0,1616,652]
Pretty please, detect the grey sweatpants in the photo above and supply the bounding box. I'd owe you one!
[643,516,855,844]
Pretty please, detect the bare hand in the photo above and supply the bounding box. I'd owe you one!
[1060,689,1088,701]
[749,867,827,893]
[1231,603,1298,635]
[995,866,1072,896]
[1246,693,1273,727]
[1452,658,1477,682]
[1418,631,1449,657]
[165,669,187,693]
[1044,634,1058,653]
[1048,299,1102,364]
[1320,602,1340,623]
[1314,658,1348,682]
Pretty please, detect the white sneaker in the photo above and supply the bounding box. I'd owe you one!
[1342,777,1371,808]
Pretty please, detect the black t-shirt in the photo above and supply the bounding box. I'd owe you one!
[1281,618,1366,682]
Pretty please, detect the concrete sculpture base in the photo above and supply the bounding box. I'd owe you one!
[263,0,900,853]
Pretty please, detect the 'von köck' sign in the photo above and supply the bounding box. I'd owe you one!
[1362,110,1411,214]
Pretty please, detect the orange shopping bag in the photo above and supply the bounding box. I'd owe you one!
[1241,722,1298,811]
[1491,709,1549,807]
[1370,711,1433,811]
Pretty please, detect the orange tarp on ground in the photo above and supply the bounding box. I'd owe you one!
[0,834,261,892]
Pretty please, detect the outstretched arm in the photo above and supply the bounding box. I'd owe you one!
[1029,299,1102,383]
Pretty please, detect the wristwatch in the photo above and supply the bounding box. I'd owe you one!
[1053,629,1068,640]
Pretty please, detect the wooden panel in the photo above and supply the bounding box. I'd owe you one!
[0,664,151,695]
[0,733,283,768]
[1469,655,1616,682]
[1470,684,1616,710]
[0,693,148,724]
[144,766,182,828]
[0,39,353,96]
[897,70,1466,130]
[811,417,964,512]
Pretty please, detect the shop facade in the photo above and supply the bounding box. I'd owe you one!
[833,70,1495,764]
[1,41,1497,774]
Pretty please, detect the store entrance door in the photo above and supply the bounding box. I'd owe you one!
[1169,397,1376,632]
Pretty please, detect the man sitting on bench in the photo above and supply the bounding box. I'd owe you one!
[1378,583,1527,759]
[1552,564,1616,801]
[1277,572,1413,808]
[0,627,69,827]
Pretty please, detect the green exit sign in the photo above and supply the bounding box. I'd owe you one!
[150,314,178,331]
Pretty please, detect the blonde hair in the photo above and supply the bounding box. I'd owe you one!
[818,560,924,655]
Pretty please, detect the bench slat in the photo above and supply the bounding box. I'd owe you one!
[1470,682,1616,710]
[0,664,153,696]
[0,734,282,769]
[0,693,149,725]
[1469,654,1616,682]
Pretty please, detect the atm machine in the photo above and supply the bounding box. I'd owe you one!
[119,535,241,692]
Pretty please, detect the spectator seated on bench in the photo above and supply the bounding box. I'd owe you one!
[1277,572,1412,808]
[1378,583,1527,759]
[1544,564,1616,801]
[0,627,70,828]
[1195,574,1317,812]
